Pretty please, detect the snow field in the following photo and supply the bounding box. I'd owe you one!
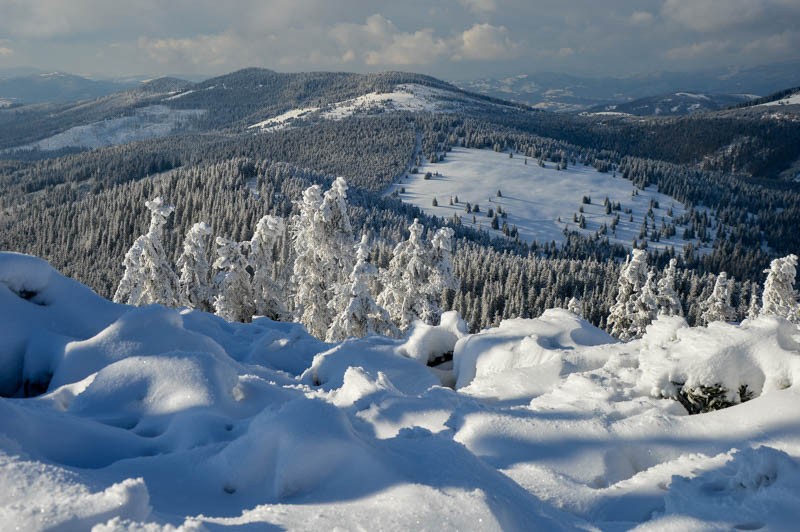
[395,147,714,251]
[1,252,800,530]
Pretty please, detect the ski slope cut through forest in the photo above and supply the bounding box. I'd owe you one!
[2,252,800,530]
[394,147,715,251]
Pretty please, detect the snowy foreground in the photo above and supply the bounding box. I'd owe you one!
[2,253,800,530]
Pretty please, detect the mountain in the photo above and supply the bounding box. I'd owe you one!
[454,60,800,112]
[0,71,138,105]
[586,92,755,116]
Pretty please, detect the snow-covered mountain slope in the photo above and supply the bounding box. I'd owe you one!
[394,147,713,251]
[7,105,204,152]
[757,91,800,107]
[587,92,754,117]
[248,83,517,132]
[3,252,800,530]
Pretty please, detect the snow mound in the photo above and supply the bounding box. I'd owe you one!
[453,309,614,396]
[638,315,800,404]
[3,251,800,529]
[660,446,800,530]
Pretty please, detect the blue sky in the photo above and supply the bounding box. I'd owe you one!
[0,0,798,78]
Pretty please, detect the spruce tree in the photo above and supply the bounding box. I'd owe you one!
[176,221,213,311]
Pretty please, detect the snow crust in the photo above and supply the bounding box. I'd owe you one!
[2,252,800,530]
[396,147,713,251]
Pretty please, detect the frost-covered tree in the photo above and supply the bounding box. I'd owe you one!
[378,219,438,330]
[656,258,683,317]
[607,249,648,340]
[631,270,658,337]
[213,236,255,323]
[176,222,213,311]
[746,283,761,320]
[113,197,179,307]
[567,296,583,317]
[291,185,332,338]
[698,272,735,326]
[250,215,287,320]
[761,254,799,322]
[428,226,457,321]
[327,235,395,341]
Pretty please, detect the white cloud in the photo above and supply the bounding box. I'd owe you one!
[0,47,13,57]
[453,24,520,61]
[137,33,242,67]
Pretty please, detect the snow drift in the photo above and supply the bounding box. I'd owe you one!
[2,252,800,530]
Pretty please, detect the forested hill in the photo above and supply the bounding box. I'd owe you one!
[1,68,800,332]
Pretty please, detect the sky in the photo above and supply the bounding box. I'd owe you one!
[0,0,799,80]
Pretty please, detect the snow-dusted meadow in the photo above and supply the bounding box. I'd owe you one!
[2,251,800,530]
[394,147,711,251]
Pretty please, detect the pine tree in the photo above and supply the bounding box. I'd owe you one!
[327,235,395,341]
[113,197,179,307]
[656,258,683,316]
[761,254,799,322]
[631,270,658,336]
[378,219,438,330]
[176,221,213,311]
[292,185,333,338]
[213,236,255,323]
[250,215,287,320]
[607,249,648,340]
[698,272,735,325]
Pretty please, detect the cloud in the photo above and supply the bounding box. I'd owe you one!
[742,30,800,55]
[629,11,654,26]
[663,40,733,61]
[331,16,518,66]
[137,33,242,67]
[454,24,521,61]
[458,0,497,15]
[662,0,800,32]
[0,47,13,57]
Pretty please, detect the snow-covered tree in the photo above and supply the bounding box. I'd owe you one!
[327,235,395,341]
[291,185,333,338]
[291,178,357,337]
[607,249,648,340]
[176,222,213,311]
[567,296,583,317]
[378,219,438,330]
[113,197,179,307]
[698,272,735,325]
[761,254,799,322]
[656,258,683,317]
[250,215,286,320]
[746,283,761,320]
[213,236,254,323]
[631,270,658,337]
[428,226,457,321]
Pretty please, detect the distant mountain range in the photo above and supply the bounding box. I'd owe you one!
[453,60,800,113]
[0,71,137,105]
[585,92,756,117]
